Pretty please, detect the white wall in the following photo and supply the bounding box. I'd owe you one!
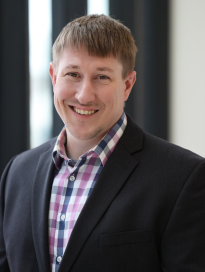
[29,0,52,148]
[87,0,109,15]
[169,0,205,157]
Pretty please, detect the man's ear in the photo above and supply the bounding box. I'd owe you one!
[124,71,136,101]
[49,62,57,89]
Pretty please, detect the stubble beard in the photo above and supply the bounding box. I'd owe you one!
[65,124,104,141]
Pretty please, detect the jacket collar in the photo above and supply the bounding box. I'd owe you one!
[31,141,55,272]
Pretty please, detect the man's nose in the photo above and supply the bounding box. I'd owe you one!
[75,79,95,105]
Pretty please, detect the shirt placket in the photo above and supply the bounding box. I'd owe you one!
[55,160,81,268]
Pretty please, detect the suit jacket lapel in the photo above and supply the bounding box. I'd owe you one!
[59,115,144,272]
[31,139,56,272]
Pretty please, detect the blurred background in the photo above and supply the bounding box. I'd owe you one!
[0,0,205,174]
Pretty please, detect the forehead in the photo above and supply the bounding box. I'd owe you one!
[56,47,123,74]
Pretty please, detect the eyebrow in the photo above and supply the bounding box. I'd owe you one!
[63,65,80,70]
[61,65,114,73]
[96,67,114,73]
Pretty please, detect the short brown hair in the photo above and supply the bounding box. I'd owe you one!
[52,14,137,78]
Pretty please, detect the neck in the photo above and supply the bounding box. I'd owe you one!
[65,131,103,161]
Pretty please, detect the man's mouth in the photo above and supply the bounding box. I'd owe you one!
[72,106,98,115]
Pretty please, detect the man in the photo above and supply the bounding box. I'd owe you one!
[0,14,205,272]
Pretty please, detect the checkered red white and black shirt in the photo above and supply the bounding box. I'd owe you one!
[49,112,127,272]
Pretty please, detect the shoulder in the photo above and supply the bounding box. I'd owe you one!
[143,131,205,174]
[123,114,205,173]
[144,130,204,160]
[1,137,57,179]
[14,137,56,163]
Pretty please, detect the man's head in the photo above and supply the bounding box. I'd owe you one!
[49,14,137,153]
[52,14,137,79]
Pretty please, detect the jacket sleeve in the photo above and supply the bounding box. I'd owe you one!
[160,160,205,271]
[0,158,16,272]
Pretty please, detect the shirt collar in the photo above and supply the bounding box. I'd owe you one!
[53,112,127,169]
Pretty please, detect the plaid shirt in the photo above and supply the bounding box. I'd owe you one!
[49,112,127,272]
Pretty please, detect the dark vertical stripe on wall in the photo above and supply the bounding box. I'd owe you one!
[109,0,137,119]
[110,0,169,140]
[0,0,29,174]
[52,0,87,137]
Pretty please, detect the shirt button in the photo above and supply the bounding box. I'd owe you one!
[70,175,75,181]
[57,256,62,263]
[60,214,66,221]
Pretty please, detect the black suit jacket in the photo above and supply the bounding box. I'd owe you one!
[1,116,205,272]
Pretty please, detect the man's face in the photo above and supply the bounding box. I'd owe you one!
[49,47,136,144]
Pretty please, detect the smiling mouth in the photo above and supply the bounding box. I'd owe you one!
[71,106,98,115]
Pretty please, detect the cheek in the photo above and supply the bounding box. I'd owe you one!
[101,89,124,108]
[54,79,73,101]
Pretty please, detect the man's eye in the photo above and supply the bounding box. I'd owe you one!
[67,73,79,77]
[98,75,109,80]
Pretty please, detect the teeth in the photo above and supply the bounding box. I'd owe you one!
[73,107,96,115]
